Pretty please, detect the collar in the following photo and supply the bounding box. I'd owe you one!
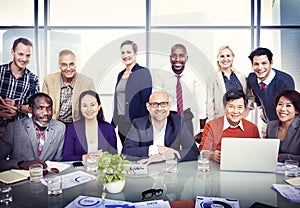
[151,117,167,132]
[32,120,49,131]
[223,116,244,131]
[257,69,275,85]
[60,74,76,88]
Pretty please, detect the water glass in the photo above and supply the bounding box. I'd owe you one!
[165,159,177,173]
[285,160,299,177]
[86,154,100,173]
[198,150,210,172]
[29,163,43,182]
[47,175,62,196]
[0,185,12,205]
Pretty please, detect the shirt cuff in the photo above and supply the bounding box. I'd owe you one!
[148,145,159,156]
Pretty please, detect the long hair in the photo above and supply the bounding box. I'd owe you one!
[79,90,105,123]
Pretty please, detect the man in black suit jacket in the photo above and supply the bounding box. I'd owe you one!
[122,91,199,164]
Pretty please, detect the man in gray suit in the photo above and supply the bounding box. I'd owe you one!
[0,92,65,171]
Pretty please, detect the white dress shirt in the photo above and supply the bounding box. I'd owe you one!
[148,119,167,156]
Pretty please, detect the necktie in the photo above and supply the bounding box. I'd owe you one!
[176,75,183,116]
[261,82,265,92]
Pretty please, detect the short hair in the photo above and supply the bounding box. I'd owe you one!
[223,89,247,107]
[274,90,300,114]
[59,49,76,60]
[28,93,53,109]
[79,90,105,123]
[120,40,138,53]
[248,47,273,64]
[171,43,187,54]
[12,38,33,51]
[217,45,235,71]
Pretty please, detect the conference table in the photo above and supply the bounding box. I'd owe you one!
[2,160,299,208]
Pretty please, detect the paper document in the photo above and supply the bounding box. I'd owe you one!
[272,184,300,203]
[65,195,171,208]
[285,177,300,187]
[41,171,96,189]
[195,196,240,208]
[46,161,71,172]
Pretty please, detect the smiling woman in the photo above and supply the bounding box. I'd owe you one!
[62,90,118,162]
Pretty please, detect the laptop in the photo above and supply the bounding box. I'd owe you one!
[220,138,280,173]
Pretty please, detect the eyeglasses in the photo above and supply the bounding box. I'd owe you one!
[142,189,163,200]
[60,62,76,70]
[148,102,169,108]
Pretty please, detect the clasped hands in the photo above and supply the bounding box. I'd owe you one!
[0,97,18,120]
[138,146,180,165]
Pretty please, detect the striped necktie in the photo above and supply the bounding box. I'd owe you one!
[176,75,183,116]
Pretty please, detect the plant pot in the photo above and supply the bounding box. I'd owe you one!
[105,180,125,194]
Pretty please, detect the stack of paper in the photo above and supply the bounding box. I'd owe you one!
[0,169,29,184]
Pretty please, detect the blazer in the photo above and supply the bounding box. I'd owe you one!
[206,70,248,121]
[112,63,152,124]
[42,72,95,122]
[121,113,199,162]
[266,116,300,163]
[0,118,65,171]
[62,119,118,161]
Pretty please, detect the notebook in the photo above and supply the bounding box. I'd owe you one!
[0,169,30,184]
[220,138,280,173]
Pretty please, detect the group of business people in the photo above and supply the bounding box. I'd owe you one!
[0,37,299,172]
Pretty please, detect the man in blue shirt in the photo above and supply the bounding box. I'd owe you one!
[247,47,295,123]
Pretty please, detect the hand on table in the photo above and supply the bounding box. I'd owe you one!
[157,146,180,160]
[137,154,165,165]
[18,159,47,170]
[209,150,221,163]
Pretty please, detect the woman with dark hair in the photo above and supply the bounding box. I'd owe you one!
[266,89,300,163]
[62,90,117,161]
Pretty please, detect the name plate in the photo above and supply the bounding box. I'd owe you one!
[126,164,148,175]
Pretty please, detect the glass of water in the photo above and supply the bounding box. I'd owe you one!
[198,150,210,172]
[86,153,100,173]
[285,160,299,177]
[165,158,178,173]
[0,185,12,205]
[47,174,62,196]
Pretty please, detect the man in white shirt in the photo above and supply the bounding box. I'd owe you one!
[152,44,207,142]
[121,91,199,164]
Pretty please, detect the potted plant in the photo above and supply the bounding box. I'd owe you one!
[96,151,131,193]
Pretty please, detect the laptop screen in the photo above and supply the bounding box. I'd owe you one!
[220,138,280,173]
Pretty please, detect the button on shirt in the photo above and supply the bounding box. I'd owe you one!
[148,119,167,156]
[0,63,39,124]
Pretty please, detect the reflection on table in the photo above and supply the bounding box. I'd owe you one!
[3,160,300,208]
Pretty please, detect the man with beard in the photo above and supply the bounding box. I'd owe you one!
[122,91,199,164]
[0,38,39,139]
[152,44,207,143]
[0,93,65,171]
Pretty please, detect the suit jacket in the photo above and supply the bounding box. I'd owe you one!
[62,119,117,161]
[121,113,199,162]
[0,118,65,171]
[42,72,95,122]
[112,63,152,124]
[206,70,248,121]
[266,116,300,163]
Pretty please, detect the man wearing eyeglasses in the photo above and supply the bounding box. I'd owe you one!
[122,91,199,164]
[42,49,95,126]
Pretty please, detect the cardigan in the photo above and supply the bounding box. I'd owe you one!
[247,69,295,121]
[199,116,260,151]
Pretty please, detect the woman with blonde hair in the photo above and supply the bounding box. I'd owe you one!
[206,46,248,120]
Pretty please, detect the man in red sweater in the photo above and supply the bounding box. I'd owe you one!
[199,89,260,163]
